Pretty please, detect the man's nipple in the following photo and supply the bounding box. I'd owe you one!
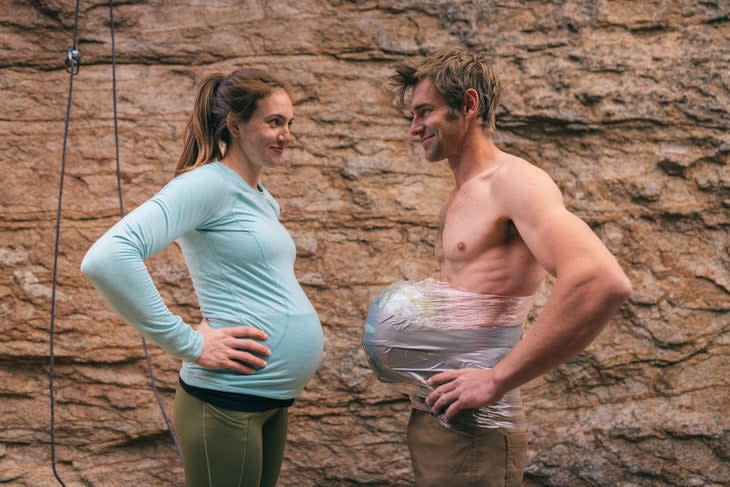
[456,241,466,251]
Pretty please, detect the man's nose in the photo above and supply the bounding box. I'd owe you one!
[410,117,423,136]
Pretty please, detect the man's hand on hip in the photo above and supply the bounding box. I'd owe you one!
[426,368,503,422]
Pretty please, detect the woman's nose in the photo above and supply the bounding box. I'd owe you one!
[278,126,291,144]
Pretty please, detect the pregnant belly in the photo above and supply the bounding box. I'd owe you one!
[268,311,324,392]
[181,311,324,399]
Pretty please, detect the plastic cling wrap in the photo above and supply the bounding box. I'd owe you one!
[363,279,535,433]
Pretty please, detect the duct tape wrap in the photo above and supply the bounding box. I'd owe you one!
[363,279,535,433]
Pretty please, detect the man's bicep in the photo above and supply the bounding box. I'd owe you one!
[498,162,613,277]
[518,207,614,278]
[500,167,565,275]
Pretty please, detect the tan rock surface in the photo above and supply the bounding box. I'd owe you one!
[1,0,727,486]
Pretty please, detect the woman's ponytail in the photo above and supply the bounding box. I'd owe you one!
[176,73,226,176]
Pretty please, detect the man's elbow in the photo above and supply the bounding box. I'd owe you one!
[600,265,632,308]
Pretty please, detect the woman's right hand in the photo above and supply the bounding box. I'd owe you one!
[194,318,271,374]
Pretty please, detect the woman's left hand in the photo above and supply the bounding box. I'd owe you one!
[194,318,271,374]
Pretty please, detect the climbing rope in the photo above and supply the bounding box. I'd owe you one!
[49,0,81,482]
[49,2,182,484]
[107,0,183,460]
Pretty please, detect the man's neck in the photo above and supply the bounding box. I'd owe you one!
[447,131,500,188]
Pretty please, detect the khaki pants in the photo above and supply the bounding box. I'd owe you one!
[407,409,528,487]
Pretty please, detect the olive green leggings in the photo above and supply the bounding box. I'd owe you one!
[174,384,288,487]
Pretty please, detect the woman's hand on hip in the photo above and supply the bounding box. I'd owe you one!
[194,318,271,374]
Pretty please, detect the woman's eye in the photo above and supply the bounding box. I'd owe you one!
[269,119,280,127]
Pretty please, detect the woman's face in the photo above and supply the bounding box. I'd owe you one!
[232,89,294,170]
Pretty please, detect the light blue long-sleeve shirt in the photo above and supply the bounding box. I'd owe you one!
[81,162,324,400]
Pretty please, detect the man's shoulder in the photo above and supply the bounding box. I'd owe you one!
[494,152,542,176]
[491,153,555,188]
[486,153,563,212]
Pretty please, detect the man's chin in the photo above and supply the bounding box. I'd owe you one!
[423,152,446,163]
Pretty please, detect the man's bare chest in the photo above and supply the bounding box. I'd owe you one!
[436,195,510,262]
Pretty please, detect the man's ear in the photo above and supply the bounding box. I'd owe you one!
[463,88,479,117]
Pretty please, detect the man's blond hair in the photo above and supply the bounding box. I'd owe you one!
[390,47,502,135]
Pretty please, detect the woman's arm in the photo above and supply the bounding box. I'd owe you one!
[80,167,270,371]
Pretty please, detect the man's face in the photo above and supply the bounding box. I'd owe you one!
[409,79,464,162]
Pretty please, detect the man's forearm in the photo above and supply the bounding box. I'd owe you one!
[490,265,631,397]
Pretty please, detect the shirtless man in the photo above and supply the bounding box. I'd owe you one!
[389,48,632,486]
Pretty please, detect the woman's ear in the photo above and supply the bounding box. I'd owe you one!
[226,113,239,137]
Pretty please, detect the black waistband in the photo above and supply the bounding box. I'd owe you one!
[179,377,294,412]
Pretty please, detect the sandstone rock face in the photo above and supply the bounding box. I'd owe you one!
[1,1,728,486]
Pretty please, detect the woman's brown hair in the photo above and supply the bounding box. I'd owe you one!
[176,68,289,176]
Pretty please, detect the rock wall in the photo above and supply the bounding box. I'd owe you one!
[1,1,728,486]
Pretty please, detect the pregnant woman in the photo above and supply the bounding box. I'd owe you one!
[81,67,324,487]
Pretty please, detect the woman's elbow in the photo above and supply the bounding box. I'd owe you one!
[80,243,106,281]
